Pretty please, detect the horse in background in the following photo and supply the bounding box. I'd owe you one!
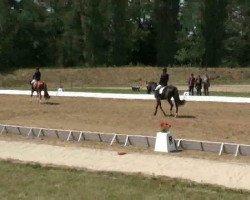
[146,81,157,94]
[154,85,185,117]
[30,81,50,103]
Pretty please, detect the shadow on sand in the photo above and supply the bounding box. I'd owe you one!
[42,102,60,106]
[176,115,196,119]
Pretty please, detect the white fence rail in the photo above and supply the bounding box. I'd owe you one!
[1,124,250,157]
[1,89,250,103]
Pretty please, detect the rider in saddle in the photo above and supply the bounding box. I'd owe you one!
[31,67,41,90]
[155,68,169,99]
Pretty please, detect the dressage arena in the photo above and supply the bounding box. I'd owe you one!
[1,92,250,190]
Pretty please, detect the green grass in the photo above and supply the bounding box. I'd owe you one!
[0,160,249,200]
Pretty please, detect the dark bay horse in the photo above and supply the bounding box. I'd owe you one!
[146,81,157,94]
[31,81,50,103]
[154,85,185,117]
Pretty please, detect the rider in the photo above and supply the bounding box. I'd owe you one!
[155,68,169,99]
[31,67,41,89]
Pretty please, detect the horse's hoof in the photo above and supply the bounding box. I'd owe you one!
[175,114,178,118]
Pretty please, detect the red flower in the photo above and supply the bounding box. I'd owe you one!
[160,122,171,132]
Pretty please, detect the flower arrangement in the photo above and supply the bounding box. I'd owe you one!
[160,122,171,133]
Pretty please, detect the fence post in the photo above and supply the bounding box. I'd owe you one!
[219,143,224,155]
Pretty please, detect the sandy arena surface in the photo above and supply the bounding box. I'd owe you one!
[1,94,250,191]
[0,140,249,191]
[0,95,250,144]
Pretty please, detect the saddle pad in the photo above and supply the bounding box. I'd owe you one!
[159,86,166,94]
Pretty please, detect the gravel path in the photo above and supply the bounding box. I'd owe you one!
[0,140,250,191]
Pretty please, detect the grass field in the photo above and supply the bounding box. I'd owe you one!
[1,67,250,89]
[0,160,249,200]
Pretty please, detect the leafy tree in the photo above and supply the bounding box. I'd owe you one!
[175,0,204,66]
[84,0,111,66]
[110,0,130,66]
[128,0,156,65]
[154,0,180,66]
[202,0,228,67]
[224,0,250,66]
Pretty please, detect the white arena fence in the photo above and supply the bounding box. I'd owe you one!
[1,124,250,157]
[0,89,250,103]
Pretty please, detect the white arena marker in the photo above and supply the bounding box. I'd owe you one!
[154,132,177,153]
[219,143,224,155]
[0,126,6,135]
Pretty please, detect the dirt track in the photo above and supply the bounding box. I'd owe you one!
[0,95,250,144]
[0,140,250,191]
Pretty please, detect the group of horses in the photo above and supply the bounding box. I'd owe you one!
[31,80,185,117]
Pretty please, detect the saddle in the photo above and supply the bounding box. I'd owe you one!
[159,86,166,94]
[155,86,166,100]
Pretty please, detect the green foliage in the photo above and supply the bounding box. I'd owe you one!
[0,0,249,70]
[175,0,204,65]
[154,0,180,66]
[202,0,228,67]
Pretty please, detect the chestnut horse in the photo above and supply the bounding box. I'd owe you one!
[153,85,185,117]
[31,81,50,103]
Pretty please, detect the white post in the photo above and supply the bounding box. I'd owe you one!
[27,128,35,137]
[78,131,83,142]
[0,126,6,135]
[154,132,177,153]
[110,134,117,146]
[37,129,42,138]
[219,143,224,155]
[177,139,182,148]
[67,131,72,141]
[124,135,130,146]
[235,145,240,157]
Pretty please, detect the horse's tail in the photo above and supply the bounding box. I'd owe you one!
[173,87,185,106]
[44,83,50,99]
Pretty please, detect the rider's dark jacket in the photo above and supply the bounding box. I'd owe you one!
[33,71,41,81]
[159,74,169,86]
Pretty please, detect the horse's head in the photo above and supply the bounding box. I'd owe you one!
[146,81,157,94]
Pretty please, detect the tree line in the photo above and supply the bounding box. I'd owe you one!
[0,0,249,70]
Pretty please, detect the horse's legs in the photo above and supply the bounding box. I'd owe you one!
[174,100,179,117]
[154,100,167,116]
[167,98,174,116]
[154,100,159,115]
[30,90,34,101]
[39,92,42,104]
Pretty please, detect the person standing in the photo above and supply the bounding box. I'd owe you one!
[188,73,195,95]
[203,74,210,96]
[195,75,202,95]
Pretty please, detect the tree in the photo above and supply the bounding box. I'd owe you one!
[84,0,111,66]
[224,0,250,67]
[175,0,204,66]
[202,0,228,67]
[154,0,180,66]
[110,0,130,66]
